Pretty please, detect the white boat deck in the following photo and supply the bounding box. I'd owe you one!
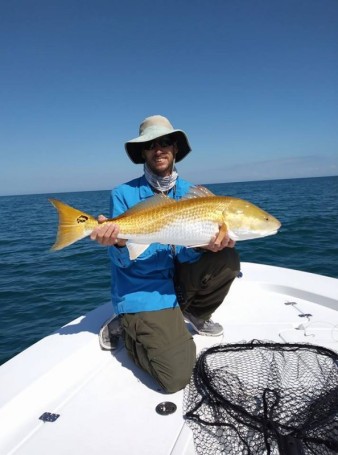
[0,262,337,454]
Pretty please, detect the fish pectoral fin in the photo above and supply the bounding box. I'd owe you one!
[126,242,150,260]
[216,222,229,243]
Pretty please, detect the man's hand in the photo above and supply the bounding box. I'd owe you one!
[90,215,127,247]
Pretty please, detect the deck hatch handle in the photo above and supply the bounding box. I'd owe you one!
[156,401,177,415]
[39,412,60,422]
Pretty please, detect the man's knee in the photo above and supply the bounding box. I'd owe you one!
[152,339,196,393]
[160,369,193,393]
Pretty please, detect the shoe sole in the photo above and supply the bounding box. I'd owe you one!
[183,315,223,337]
[99,315,120,350]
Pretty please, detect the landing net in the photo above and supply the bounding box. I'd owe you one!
[184,341,338,454]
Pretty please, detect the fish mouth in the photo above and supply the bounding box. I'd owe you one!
[228,228,280,241]
[273,219,282,229]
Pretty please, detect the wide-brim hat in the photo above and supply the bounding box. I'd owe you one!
[125,115,191,164]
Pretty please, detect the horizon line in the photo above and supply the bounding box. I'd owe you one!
[1,174,337,198]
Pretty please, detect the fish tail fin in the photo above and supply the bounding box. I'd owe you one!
[49,198,97,251]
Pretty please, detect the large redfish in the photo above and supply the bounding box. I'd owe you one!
[50,186,281,259]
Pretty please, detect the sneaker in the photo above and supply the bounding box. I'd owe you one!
[99,315,123,350]
[183,311,223,337]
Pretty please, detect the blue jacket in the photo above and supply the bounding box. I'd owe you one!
[108,175,202,314]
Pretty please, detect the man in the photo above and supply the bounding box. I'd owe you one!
[91,115,240,393]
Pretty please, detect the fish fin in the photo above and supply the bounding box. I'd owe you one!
[49,199,97,251]
[126,242,150,260]
[216,222,229,243]
[116,194,176,219]
[182,185,216,200]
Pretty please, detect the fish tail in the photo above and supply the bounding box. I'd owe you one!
[49,198,98,251]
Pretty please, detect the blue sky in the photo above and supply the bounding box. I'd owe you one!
[1,0,337,196]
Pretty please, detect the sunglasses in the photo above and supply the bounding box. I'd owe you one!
[143,136,175,150]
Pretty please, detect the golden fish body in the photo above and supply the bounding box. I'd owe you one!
[50,186,281,259]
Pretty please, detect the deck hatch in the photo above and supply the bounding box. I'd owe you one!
[39,412,60,423]
[155,401,177,415]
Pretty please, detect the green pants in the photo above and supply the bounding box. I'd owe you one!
[122,247,240,393]
[176,246,240,320]
[122,307,196,393]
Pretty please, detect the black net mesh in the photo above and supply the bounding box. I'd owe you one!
[184,341,338,455]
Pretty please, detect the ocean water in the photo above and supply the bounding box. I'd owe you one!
[0,176,337,365]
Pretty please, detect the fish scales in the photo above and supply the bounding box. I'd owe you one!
[114,197,227,237]
[109,197,237,247]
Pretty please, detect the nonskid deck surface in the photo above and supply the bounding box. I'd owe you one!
[0,263,337,454]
